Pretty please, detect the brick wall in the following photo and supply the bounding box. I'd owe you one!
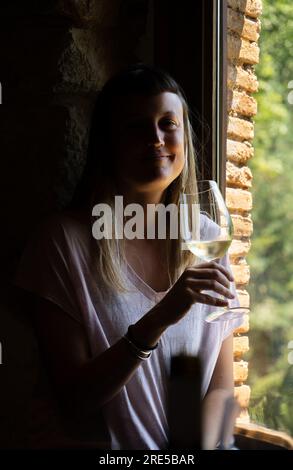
[226,0,262,422]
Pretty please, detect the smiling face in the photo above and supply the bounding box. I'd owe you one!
[110,92,185,197]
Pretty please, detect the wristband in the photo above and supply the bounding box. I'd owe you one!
[127,325,159,351]
[123,334,152,361]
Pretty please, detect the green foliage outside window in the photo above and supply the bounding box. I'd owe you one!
[247,0,293,435]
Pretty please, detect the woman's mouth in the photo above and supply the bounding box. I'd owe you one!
[143,153,174,161]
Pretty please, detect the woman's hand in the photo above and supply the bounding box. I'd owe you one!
[129,261,235,351]
[156,261,235,327]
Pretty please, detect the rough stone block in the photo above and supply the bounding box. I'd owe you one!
[228,34,260,64]
[228,90,257,117]
[231,215,253,237]
[229,239,251,258]
[228,8,260,42]
[58,0,147,29]
[226,161,253,189]
[234,313,250,334]
[236,290,250,308]
[228,0,263,18]
[233,336,249,358]
[234,360,248,383]
[228,64,259,93]
[58,14,150,92]
[234,385,251,408]
[226,188,252,212]
[227,116,254,141]
[227,139,254,164]
[58,0,112,26]
[231,263,250,286]
[57,28,105,93]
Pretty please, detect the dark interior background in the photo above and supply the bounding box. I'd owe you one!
[0,0,215,448]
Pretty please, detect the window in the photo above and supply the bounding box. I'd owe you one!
[153,0,227,189]
[153,0,293,448]
[247,0,293,439]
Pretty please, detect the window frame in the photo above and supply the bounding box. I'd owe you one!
[153,0,227,193]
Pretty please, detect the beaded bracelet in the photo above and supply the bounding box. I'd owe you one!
[123,334,151,361]
[127,325,159,351]
[123,325,159,361]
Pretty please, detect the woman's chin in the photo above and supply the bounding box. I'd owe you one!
[130,176,177,194]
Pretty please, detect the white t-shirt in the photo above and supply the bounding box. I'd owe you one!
[15,211,243,450]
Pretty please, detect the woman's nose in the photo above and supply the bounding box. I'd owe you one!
[147,125,164,148]
[148,140,164,149]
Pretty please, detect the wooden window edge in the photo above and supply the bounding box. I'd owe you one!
[235,422,293,450]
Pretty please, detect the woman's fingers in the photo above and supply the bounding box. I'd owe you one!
[184,264,234,291]
[164,261,236,319]
[190,268,230,289]
[185,287,229,307]
[196,292,229,307]
[186,278,234,299]
[187,261,234,283]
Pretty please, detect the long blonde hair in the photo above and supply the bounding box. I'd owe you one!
[70,64,199,293]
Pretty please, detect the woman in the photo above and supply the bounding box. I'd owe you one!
[15,63,242,450]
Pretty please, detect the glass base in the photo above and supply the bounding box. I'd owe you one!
[205,307,250,323]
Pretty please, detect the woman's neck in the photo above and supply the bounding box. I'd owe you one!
[119,186,168,234]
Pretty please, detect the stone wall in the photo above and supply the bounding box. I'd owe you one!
[226,0,262,422]
[0,0,151,448]
[0,0,151,281]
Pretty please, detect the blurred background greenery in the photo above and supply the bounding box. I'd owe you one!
[247,0,293,435]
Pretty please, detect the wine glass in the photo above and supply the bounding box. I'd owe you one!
[179,180,249,323]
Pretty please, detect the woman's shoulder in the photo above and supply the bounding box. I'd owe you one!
[40,209,89,233]
[32,209,92,252]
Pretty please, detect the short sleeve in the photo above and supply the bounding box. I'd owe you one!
[14,215,83,324]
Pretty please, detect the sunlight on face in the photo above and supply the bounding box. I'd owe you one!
[111,92,185,196]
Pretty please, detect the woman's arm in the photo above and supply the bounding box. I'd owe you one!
[201,334,235,449]
[33,296,167,418]
[206,333,234,393]
[33,260,234,418]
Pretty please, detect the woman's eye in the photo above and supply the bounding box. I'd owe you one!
[162,119,178,128]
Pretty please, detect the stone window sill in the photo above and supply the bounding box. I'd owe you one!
[235,422,293,450]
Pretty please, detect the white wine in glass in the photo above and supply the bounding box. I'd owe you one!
[180,180,249,323]
[185,239,232,261]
